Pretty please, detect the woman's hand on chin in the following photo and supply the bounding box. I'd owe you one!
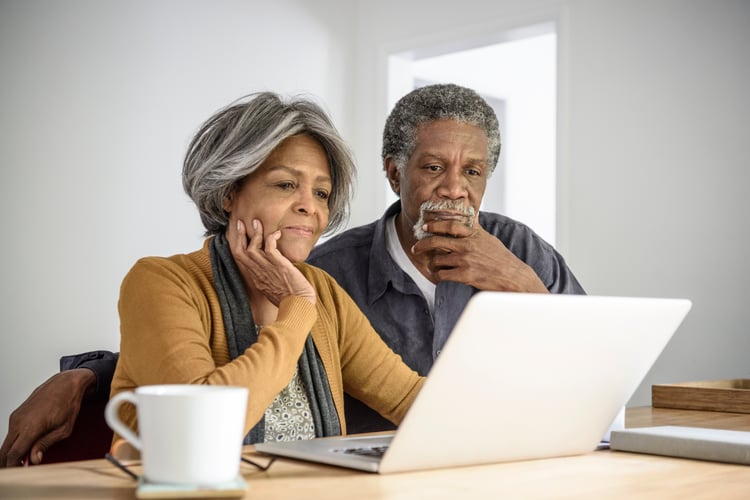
[229,219,316,306]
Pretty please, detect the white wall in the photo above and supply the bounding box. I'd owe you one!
[561,0,750,404]
[2,0,749,443]
[0,0,355,441]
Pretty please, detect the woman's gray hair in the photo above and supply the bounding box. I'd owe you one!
[382,83,501,173]
[183,92,356,236]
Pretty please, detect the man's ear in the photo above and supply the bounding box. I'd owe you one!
[384,157,401,196]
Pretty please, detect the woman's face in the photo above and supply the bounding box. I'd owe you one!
[224,134,332,263]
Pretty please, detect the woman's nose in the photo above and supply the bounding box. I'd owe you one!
[294,190,315,214]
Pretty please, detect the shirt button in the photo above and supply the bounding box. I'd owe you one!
[436,350,442,356]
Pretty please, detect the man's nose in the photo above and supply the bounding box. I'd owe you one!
[437,167,467,199]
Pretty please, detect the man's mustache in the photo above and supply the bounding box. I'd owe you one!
[412,200,475,240]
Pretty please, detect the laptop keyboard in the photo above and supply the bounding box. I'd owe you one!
[333,445,389,458]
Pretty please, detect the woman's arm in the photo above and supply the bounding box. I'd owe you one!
[315,272,425,426]
[116,257,317,435]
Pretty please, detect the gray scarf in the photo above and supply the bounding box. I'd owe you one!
[209,233,341,444]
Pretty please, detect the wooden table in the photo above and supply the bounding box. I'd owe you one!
[2,407,750,499]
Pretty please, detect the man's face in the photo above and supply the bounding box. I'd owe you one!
[387,119,489,246]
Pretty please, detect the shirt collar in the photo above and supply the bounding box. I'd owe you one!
[366,201,423,304]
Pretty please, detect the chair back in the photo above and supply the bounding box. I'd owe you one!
[43,399,113,463]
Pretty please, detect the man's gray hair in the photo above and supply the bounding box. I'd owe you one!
[183,92,356,236]
[382,83,501,173]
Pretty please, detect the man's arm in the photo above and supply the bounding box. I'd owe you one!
[0,351,118,467]
[59,351,119,401]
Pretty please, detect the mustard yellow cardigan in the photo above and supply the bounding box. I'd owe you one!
[111,239,424,439]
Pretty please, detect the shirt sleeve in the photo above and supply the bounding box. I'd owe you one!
[59,350,119,401]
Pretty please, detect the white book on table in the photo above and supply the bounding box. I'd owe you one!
[610,426,750,465]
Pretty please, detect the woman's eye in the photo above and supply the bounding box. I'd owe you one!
[315,190,330,200]
[277,181,295,190]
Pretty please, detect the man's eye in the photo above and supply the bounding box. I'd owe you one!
[425,164,441,172]
[466,168,482,177]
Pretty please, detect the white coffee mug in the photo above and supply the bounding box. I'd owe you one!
[105,384,248,485]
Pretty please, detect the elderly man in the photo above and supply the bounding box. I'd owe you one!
[1,84,583,467]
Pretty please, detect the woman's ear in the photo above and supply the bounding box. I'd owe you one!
[384,157,401,196]
[222,190,234,213]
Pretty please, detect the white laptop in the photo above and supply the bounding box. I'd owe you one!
[254,292,692,474]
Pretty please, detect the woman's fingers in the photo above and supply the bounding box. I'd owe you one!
[227,219,316,305]
[248,219,263,251]
[262,231,283,261]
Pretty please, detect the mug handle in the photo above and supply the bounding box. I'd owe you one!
[104,391,142,451]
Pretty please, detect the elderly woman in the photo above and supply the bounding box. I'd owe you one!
[111,92,424,445]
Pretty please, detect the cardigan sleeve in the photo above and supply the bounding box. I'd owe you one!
[306,267,425,426]
[115,257,317,436]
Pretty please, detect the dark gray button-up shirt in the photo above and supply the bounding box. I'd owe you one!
[308,201,585,432]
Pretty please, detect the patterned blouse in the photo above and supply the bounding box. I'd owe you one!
[260,325,316,442]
